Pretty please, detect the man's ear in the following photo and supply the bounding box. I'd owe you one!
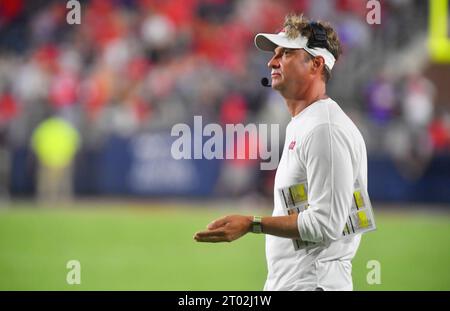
[312,56,325,75]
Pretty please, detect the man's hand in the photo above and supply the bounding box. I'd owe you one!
[194,215,252,243]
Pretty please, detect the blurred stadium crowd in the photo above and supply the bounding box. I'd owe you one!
[0,0,449,200]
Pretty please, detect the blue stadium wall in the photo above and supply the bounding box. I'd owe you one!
[9,132,450,203]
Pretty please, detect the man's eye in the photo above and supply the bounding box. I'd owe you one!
[283,50,291,55]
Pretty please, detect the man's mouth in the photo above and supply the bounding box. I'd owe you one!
[271,73,281,78]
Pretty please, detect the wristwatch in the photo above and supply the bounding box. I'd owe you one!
[251,216,263,234]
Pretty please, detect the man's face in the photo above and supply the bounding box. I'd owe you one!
[267,46,314,96]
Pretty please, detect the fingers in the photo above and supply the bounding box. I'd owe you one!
[207,216,228,230]
[194,229,229,243]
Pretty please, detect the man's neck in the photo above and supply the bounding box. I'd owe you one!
[284,82,328,118]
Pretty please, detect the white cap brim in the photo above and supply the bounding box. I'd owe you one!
[254,32,336,71]
[254,33,304,51]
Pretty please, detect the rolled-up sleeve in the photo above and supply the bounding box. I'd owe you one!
[297,123,354,243]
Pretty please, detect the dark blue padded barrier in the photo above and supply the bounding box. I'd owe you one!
[368,155,450,203]
[9,138,450,203]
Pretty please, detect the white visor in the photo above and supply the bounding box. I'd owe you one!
[254,32,336,71]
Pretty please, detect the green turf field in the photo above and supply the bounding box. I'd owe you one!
[0,202,449,290]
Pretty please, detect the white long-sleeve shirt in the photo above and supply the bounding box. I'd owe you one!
[264,98,368,291]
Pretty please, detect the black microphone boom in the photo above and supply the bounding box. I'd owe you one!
[261,77,271,87]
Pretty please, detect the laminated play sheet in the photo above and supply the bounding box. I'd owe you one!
[278,178,376,250]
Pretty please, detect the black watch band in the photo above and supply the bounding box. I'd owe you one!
[251,216,263,234]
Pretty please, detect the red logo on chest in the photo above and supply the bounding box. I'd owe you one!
[289,140,296,150]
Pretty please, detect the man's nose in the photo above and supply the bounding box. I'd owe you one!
[268,55,280,69]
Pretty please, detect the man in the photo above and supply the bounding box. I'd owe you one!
[194,14,370,291]
[32,115,80,205]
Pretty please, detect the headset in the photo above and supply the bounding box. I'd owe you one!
[307,22,329,50]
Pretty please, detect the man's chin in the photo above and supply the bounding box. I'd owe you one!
[272,81,282,90]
